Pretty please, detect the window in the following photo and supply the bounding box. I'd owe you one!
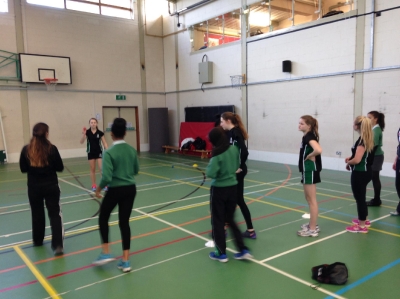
[248,0,356,36]
[191,9,241,52]
[0,0,8,12]
[27,0,134,19]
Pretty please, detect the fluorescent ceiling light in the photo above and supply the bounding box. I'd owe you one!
[249,12,270,27]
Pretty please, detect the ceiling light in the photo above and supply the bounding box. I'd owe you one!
[249,12,270,27]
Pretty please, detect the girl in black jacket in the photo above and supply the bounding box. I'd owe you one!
[220,112,256,239]
[20,123,64,256]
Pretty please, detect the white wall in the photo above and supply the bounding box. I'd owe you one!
[1,0,399,178]
[0,0,167,162]
[163,0,399,178]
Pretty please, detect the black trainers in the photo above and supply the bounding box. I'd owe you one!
[242,230,257,239]
[53,246,64,256]
[366,199,382,206]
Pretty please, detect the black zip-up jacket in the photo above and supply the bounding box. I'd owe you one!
[19,145,64,187]
[227,127,249,172]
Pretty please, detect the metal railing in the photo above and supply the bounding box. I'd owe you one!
[0,50,20,81]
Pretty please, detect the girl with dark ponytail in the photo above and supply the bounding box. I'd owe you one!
[367,111,385,206]
[19,123,65,256]
[220,112,255,239]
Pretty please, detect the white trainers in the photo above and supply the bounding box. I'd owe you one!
[390,211,400,216]
[297,228,319,237]
[300,223,320,233]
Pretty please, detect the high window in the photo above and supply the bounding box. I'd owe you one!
[27,0,134,19]
[0,0,8,13]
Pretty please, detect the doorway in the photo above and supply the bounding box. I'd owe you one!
[102,107,140,151]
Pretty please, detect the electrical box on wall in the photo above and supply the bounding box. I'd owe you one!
[199,61,213,83]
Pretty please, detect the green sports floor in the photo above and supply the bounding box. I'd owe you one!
[0,153,399,299]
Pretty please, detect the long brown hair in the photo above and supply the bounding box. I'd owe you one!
[354,116,374,153]
[221,112,249,140]
[27,123,52,167]
[300,115,319,141]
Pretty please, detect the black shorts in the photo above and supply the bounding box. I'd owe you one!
[87,152,102,160]
[371,154,384,171]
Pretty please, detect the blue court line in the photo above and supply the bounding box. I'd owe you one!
[324,258,400,299]
[249,192,400,229]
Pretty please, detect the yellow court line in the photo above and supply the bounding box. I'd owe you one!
[0,201,210,251]
[0,163,166,183]
[245,195,400,238]
[245,178,395,209]
[13,246,61,299]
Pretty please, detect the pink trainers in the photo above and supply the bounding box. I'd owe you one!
[352,219,371,227]
[346,225,368,233]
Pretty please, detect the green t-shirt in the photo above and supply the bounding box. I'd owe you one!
[372,125,384,156]
[99,141,139,188]
[206,146,239,187]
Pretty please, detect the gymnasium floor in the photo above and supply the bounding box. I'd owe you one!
[0,153,399,299]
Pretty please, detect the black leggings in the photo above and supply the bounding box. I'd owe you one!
[351,171,372,221]
[371,170,381,200]
[236,169,254,230]
[211,185,248,255]
[99,185,136,250]
[396,160,400,212]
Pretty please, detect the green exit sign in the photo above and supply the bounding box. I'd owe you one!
[116,95,126,100]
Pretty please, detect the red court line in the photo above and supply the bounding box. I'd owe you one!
[48,234,197,279]
[247,164,292,206]
[0,280,37,293]
[0,164,294,292]
[0,164,293,275]
[0,204,299,294]
[0,215,211,275]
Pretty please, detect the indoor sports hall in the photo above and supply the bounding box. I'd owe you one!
[0,1,399,299]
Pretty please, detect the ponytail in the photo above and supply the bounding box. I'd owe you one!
[300,115,319,141]
[27,123,52,167]
[221,112,249,140]
[354,116,374,152]
[368,111,385,131]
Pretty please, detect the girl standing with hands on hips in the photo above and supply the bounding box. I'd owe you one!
[220,112,256,239]
[80,118,108,191]
[345,116,374,233]
[298,115,322,237]
[366,111,385,206]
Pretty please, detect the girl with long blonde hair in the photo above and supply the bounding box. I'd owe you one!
[345,116,374,233]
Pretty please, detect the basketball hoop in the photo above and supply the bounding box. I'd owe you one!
[230,75,244,89]
[43,78,58,91]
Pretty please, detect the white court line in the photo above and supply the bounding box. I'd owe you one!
[43,247,209,299]
[0,174,298,241]
[323,180,395,194]
[260,214,392,263]
[140,155,261,174]
[134,208,347,299]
